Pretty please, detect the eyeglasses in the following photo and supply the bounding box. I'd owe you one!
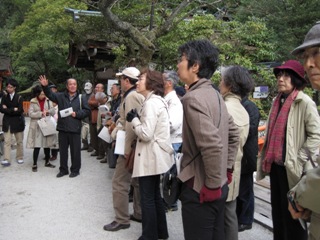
[298,47,320,62]
[276,71,290,79]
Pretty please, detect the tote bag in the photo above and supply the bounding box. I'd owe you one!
[37,116,57,136]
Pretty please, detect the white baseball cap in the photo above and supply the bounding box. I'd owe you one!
[84,82,93,90]
[116,67,140,80]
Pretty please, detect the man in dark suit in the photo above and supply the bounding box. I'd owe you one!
[0,78,25,167]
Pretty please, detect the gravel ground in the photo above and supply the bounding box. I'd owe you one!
[0,117,273,240]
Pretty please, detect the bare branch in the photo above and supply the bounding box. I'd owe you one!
[155,0,191,37]
[98,0,155,52]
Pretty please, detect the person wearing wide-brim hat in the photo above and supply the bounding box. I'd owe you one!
[288,22,320,240]
[256,60,320,240]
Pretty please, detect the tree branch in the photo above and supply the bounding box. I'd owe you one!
[98,0,155,52]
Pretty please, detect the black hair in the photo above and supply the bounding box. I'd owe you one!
[277,70,307,90]
[222,66,254,98]
[178,39,219,79]
[31,85,43,98]
[7,78,19,88]
[124,75,138,86]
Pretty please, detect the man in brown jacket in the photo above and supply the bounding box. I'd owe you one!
[177,40,240,240]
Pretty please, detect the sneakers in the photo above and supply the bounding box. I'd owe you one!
[1,160,11,167]
[1,159,23,166]
[17,159,24,164]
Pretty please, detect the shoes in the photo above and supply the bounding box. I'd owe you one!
[50,156,57,161]
[238,224,252,232]
[32,165,38,172]
[165,204,178,212]
[56,172,68,178]
[87,147,94,152]
[81,146,88,151]
[69,172,80,178]
[17,159,24,164]
[1,160,10,167]
[45,162,55,168]
[103,221,130,231]
[130,214,142,223]
[90,151,98,157]
[96,155,105,160]
[100,158,107,163]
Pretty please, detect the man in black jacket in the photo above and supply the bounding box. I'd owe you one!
[39,75,90,178]
[0,78,25,167]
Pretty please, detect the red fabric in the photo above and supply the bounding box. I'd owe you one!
[262,89,299,173]
[227,169,233,184]
[199,185,221,203]
[37,97,45,112]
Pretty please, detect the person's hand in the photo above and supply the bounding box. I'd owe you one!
[109,122,116,133]
[2,105,7,109]
[38,75,49,87]
[199,185,222,203]
[126,109,138,122]
[288,201,312,220]
[227,168,233,184]
[71,112,76,118]
[13,107,18,111]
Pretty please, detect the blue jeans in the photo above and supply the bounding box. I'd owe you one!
[139,175,169,240]
[172,142,182,153]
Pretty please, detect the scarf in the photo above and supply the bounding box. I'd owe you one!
[37,97,46,112]
[262,89,299,173]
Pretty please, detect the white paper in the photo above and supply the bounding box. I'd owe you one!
[114,130,125,155]
[98,127,112,143]
[98,105,109,114]
[60,107,73,118]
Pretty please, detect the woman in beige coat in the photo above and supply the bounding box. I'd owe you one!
[26,85,57,172]
[257,60,320,240]
[219,66,251,240]
[126,69,173,240]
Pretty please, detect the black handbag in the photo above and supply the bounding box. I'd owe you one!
[162,152,200,206]
[162,163,181,206]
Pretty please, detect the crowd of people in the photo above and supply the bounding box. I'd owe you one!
[1,22,320,240]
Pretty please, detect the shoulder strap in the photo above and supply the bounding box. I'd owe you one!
[214,89,221,128]
[79,94,82,110]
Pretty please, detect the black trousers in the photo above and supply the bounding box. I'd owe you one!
[180,183,228,240]
[138,175,168,240]
[58,131,81,174]
[89,123,99,152]
[270,163,307,240]
[236,173,255,225]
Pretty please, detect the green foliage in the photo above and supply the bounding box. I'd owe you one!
[9,0,86,89]
[231,0,320,61]
[156,14,278,118]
